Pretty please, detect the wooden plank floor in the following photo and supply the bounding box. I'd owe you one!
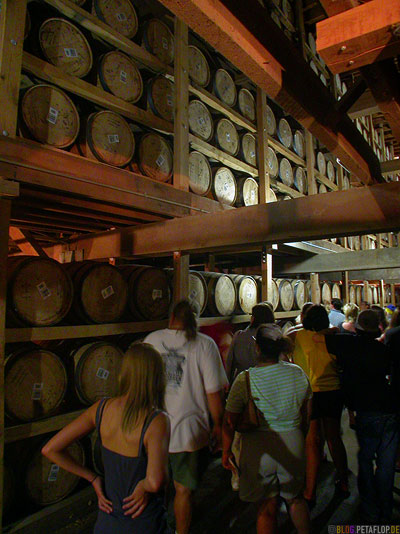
[53,412,400,534]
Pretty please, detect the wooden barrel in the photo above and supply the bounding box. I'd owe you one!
[347,236,354,250]
[5,346,67,422]
[309,59,319,76]
[292,280,306,310]
[331,283,341,300]
[215,118,239,156]
[188,151,212,196]
[279,158,294,187]
[212,167,237,206]
[281,320,294,334]
[68,262,128,324]
[356,286,363,305]
[39,18,93,78]
[236,176,259,207]
[142,18,174,64]
[188,271,208,316]
[21,84,80,148]
[320,73,328,87]
[147,76,174,122]
[276,278,295,311]
[203,272,237,316]
[308,32,317,54]
[294,167,307,194]
[265,104,276,136]
[138,133,173,182]
[362,285,373,304]
[277,118,293,148]
[319,183,327,194]
[238,88,255,122]
[188,45,210,87]
[7,256,73,326]
[271,9,281,28]
[317,152,326,175]
[213,69,237,107]
[326,160,335,182]
[122,266,171,320]
[231,275,258,314]
[241,132,257,167]
[372,286,379,304]
[281,0,295,23]
[25,439,85,505]
[306,280,321,304]
[321,282,331,305]
[72,341,124,404]
[349,285,356,304]
[253,276,279,311]
[83,110,135,167]
[188,99,214,141]
[293,130,305,159]
[343,175,350,190]
[98,50,143,102]
[268,188,278,202]
[94,0,138,39]
[353,235,361,251]
[266,146,279,178]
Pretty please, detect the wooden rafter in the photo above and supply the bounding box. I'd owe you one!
[318,0,363,17]
[317,0,400,74]
[156,0,381,184]
[9,226,47,256]
[44,182,400,260]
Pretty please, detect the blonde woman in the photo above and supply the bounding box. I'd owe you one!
[340,303,359,333]
[42,344,171,534]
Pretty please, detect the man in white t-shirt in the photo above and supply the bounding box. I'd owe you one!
[144,300,228,534]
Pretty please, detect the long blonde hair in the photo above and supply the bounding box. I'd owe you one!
[118,343,166,434]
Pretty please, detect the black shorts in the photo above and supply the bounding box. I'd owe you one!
[311,390,344,420]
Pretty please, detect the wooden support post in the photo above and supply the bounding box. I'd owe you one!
[377,234,382,249]
[337,163,344,191]
[9,226,47,256]
[0,199,11,529]
[363,279,370,304]
[342,271,349,303]
[173,18,189,191]
[380,279,385,306]
[310,273,320,304]
[256,88,270,203]
[295,0,307,61]
[205,254,215,272]
[173,251,189,304]
[305,131,317,195]
[261,245,273,302]
[0,0,27,137]
[390,283,396,306]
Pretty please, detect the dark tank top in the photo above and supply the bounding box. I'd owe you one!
[94,398,170,534]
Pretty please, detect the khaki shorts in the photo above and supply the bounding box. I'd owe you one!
[239,429,305,502]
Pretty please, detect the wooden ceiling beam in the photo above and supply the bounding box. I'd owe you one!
[156,0,381,184]
[317,0,400,74]
[318,0,362,17]
[44,182,400,260]
[361,60,400,145]
[9,226,47,256]
[336,78,367,114]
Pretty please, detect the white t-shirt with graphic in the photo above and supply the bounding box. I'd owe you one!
[144,329,228,452]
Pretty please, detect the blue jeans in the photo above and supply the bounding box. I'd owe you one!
[356,412,400,523]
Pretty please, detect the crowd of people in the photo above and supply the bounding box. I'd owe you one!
[41,297,400,534]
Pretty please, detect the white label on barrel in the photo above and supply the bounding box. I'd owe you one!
[116,12,126,21]
[64,48,78,58]
[226,132,231,142]
[108,134,119,144]
[162,37,169,50]
[247,291,253,299]
[167,95,173,107]
[120,70,127,83]
[48,464,60,482]
[96,367,109,380]
[32,382,43,400]
[156,155,165,167]
[223,182,228,191]
[198,117,205,126]
[250,151,255,158]
[47,107,59,125]
[152,289,163,300]
[37,281,51,300]
[101,285,114,299]
[250,190,255,200]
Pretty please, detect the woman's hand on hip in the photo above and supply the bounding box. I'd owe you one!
[92,476,113,514]
[222,450,235,471]
[123,480,149,518]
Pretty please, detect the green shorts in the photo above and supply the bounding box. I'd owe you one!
[169,448,209,491]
